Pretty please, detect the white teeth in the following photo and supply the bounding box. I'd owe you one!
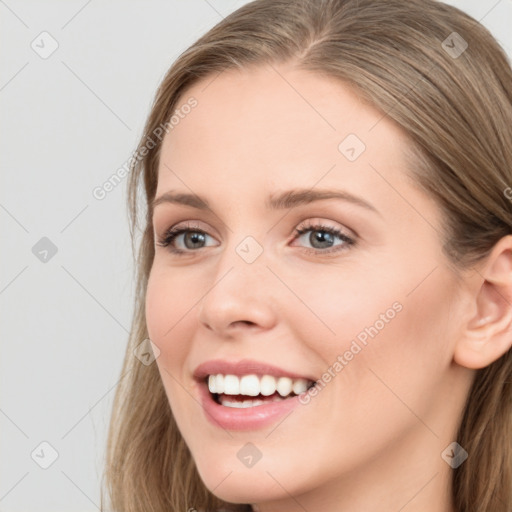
[239,375,260,396]
[208,374,226,394]
[260,375,277,396]
[207,373,312,398]
[276,377,292,397]
[220,398,265,408]
[215,374,224,394]
[208,375,216,393]
[219,394,287,408]
[292,378,309,394]
[223,374,240,395]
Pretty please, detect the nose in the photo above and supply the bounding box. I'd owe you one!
[197,248,278,338]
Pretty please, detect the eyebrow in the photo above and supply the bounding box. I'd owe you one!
[151,188,380,215]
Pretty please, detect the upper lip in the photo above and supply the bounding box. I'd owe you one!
[193,359,317,382]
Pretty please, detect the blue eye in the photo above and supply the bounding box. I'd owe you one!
[156,222,356,256]
[292,223,355,254]
[156,226,217,254]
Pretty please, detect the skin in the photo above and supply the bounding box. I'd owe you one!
[145,63,512,512]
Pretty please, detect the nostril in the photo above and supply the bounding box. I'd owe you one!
[231,320,256,327]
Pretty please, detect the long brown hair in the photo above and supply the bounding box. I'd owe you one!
[101,1,512,510]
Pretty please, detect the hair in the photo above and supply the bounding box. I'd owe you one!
[101,0,512,511]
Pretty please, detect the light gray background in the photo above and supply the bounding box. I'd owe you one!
[1,1,511,511]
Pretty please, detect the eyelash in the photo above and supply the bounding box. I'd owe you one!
[156,221,356,257]
[293,222,356,255]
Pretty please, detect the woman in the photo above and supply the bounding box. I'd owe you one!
[102,0,512,510]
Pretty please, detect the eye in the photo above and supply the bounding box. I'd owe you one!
[156,222,218,254]
[291,221,355,255]
[156,220,356,256]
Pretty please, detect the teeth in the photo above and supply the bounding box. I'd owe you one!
[223,374,239,395]
[208,375,216,394]
[260,375,277,396]
[276,377,292,396]
[215,374,224,394]
[239,375,260,396]
[207,373,312,397]
[292,378,309,394]
[219,395,287,408]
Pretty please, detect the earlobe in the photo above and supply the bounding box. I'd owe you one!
[453,236,512,370]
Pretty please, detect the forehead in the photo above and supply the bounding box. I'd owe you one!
[157,64,410,199]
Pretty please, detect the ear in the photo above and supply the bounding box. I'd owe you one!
[454,234,512,369]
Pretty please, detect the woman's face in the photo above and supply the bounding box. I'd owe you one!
[146,64,473,508]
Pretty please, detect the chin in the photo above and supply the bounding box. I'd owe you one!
[193,456,284,503]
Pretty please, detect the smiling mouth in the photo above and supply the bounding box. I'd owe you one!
[205,374,316,408]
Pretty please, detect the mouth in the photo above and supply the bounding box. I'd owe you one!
[195,373,319,431]
[193,359,319,429]
[206,373,316,408]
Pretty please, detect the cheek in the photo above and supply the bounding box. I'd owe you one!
[145,268,169,342]
[145,261,201,336]
[288,260,457,417]
[330,267,458,423]
[145,264,196,369]
[145,265,201,426]
[296,274,457,480]
[279,261,405,365]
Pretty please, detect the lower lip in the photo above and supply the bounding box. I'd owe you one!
[197,380,306,431]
